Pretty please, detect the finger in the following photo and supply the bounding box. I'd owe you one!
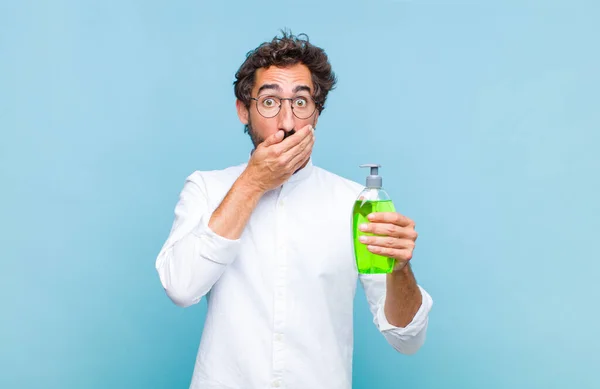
[367,212,414,228]
[279,124,314,154]
[359,236,415,250]
[359,222,418,240]
[277,124,314,154]
[288,134,314,170]
[261,130,285,147]
[282,126,314,159]
[366,246,413,261]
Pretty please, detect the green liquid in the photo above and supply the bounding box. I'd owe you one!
[353,199,396,274]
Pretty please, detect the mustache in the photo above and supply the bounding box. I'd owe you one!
[282,129,296,140]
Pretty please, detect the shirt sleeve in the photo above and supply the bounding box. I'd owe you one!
[359,273,433,355]
[155,172,242,307]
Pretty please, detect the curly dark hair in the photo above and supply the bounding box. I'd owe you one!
[234,30,337,133]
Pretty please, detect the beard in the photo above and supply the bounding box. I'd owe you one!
[247,117,263,149]
[247,116,295,149]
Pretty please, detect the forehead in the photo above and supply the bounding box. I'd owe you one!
[253,63,313,93]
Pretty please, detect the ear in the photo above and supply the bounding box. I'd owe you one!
[236,99,249,125]
[312,111,319,129]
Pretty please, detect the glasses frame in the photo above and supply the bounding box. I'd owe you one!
[250,95,320,119]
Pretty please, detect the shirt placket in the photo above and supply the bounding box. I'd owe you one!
[271,188,288,389]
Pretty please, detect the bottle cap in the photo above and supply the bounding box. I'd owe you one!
[360,164,382,188]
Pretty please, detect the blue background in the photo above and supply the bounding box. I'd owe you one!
[1,1,599,388]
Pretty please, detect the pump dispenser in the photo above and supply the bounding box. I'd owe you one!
[352,164,396,274]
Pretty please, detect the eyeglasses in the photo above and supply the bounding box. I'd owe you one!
[250,95,318,119]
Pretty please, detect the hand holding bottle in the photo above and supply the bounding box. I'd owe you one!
[357,212,418,271]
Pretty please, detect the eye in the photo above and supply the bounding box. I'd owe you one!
[294,97,308,108]
[262,98,276,107]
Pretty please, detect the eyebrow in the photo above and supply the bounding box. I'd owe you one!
[256,83,312,95]
[257,84,282,94]
[293,85,312,94]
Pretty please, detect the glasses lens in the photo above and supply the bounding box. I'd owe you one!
[257,96,280,118]
[291,96,316,119]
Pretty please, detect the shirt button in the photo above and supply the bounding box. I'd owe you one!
[279,200,285,207]
[275,333,283,341]
[272,380,281,388]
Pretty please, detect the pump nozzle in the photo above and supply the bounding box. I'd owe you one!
[360,164,380,176]
[359,164,383,188]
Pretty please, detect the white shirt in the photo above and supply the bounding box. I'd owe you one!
[155,158,433,389]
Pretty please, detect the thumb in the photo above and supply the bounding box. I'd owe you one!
[262,130,284,147]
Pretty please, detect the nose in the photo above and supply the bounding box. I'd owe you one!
[277,99,295,134]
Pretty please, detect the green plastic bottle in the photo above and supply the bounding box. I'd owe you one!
[353,164,396,274]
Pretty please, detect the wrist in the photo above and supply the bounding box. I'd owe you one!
[236,171,267,199]
[390,262,413,279]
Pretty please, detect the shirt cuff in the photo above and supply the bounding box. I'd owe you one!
[375,285,433,336]
[191,213,241,265]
